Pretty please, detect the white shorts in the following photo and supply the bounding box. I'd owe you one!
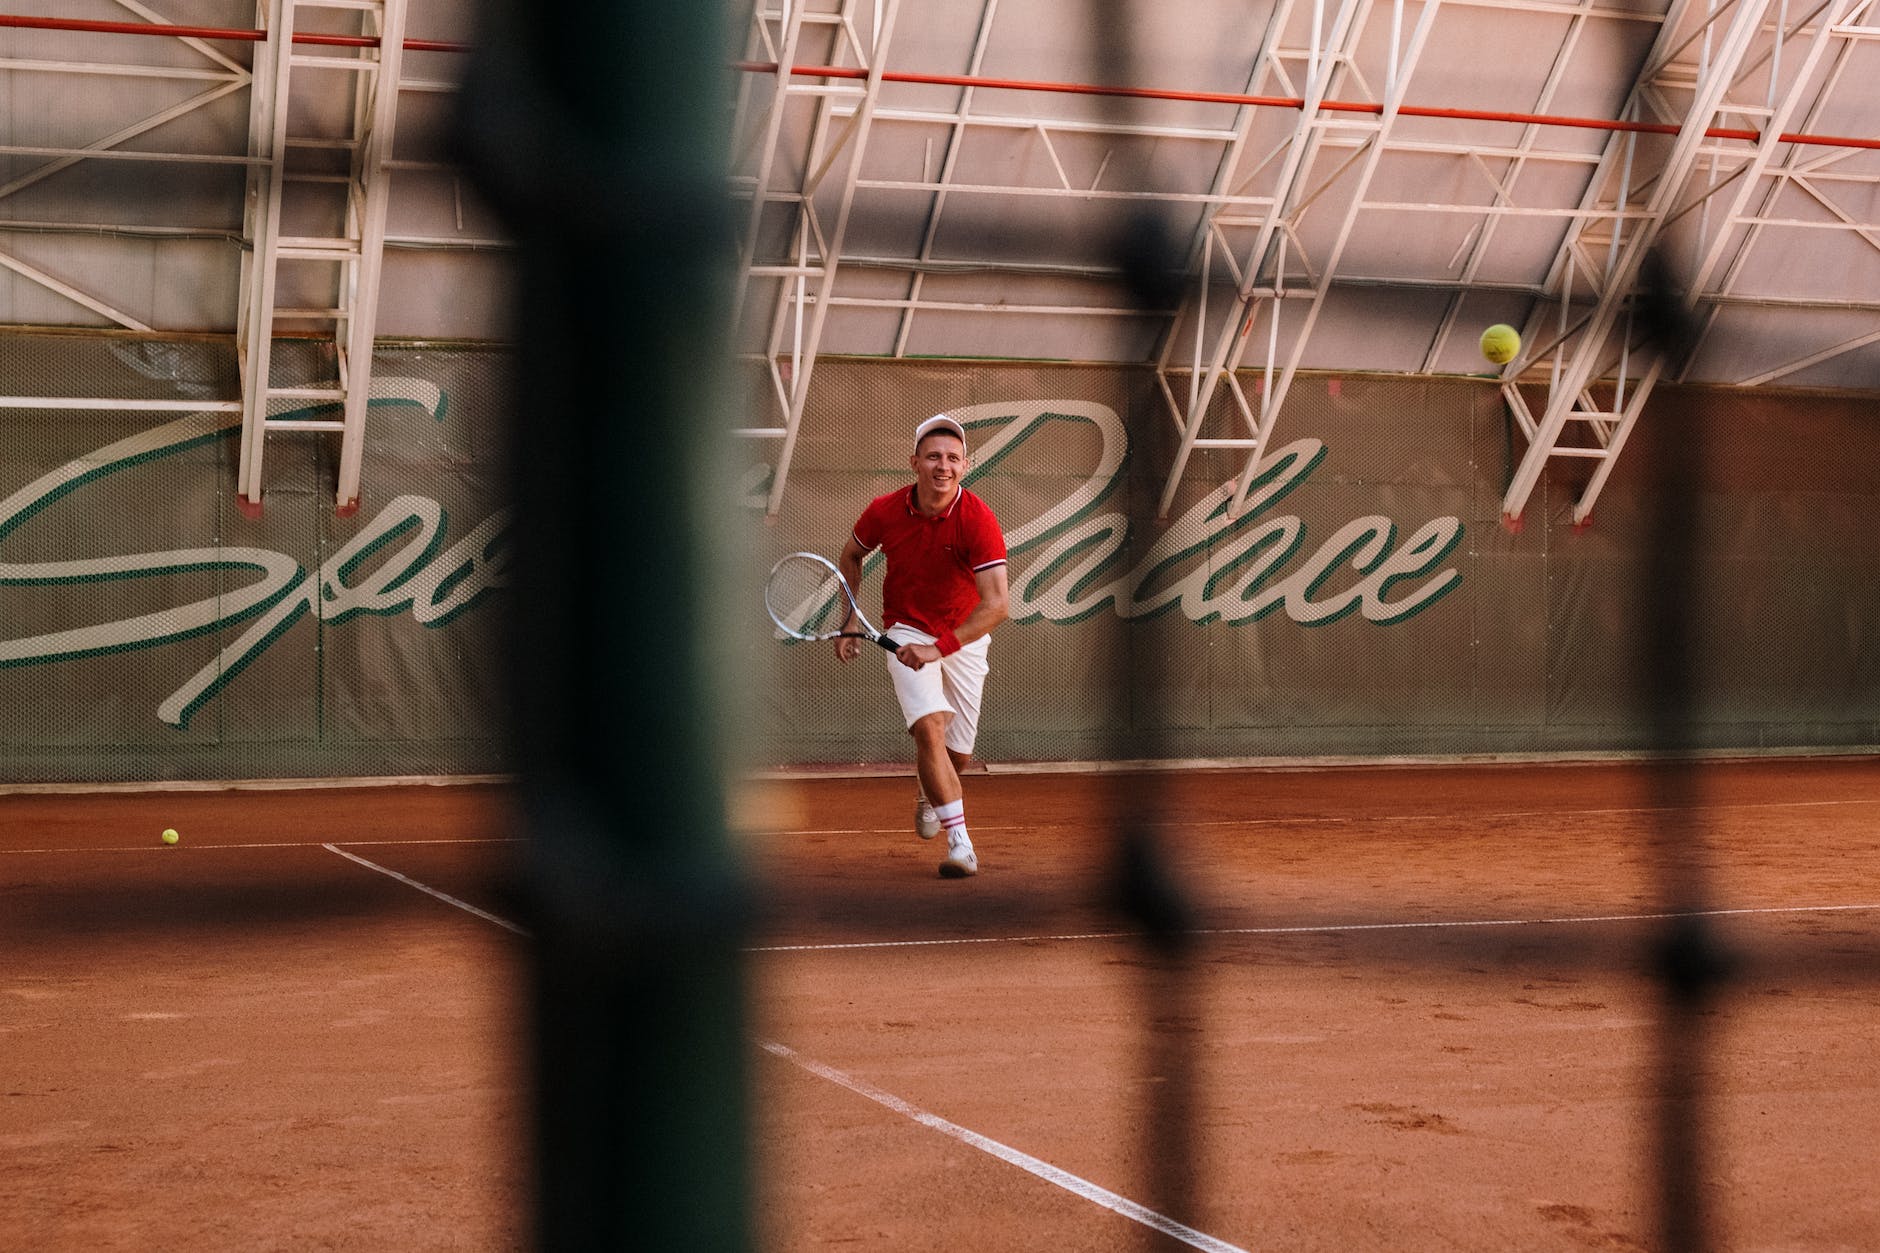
[882,624,991,756]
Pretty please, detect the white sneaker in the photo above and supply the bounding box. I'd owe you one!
[915,797,941,840]
[939,830,977,878]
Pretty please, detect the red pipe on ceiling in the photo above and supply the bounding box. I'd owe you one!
[0,13,466,53]
[744,60,1880,152]
[0,15,1870,151]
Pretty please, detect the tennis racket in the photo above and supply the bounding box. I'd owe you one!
[765,551,901,651]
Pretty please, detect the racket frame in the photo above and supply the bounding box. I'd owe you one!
[765,552,900,651]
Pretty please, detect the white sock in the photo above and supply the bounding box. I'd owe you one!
[934,799,968,842]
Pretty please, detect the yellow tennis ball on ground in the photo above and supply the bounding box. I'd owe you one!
[1479,323,1521,365]
[161,828,180,845]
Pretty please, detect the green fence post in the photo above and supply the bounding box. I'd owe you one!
[459,3,749,1248]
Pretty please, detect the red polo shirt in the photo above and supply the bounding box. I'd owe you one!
[853,485,1007,639]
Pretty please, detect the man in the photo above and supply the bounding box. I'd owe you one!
[836,414,1009,878]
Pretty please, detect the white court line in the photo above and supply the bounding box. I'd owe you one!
[1,836,522,855]
[319,844,1240,1249]
[759,1040,1249,1253]
[322,843,530,937]
[748,901,1880,953]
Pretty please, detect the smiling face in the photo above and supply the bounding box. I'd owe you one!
[910,431,967,503]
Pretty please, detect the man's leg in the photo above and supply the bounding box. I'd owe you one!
[887,636,984,876]
[913,713,977,877]
[910,711,961,807]
[915,746,974,839]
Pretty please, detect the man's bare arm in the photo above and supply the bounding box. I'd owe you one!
[952,564,1009,648]
[833,535,871,660]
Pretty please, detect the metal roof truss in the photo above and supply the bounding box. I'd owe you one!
[1498,0,1873,526]
[1154,0,1446,521]
[237,0,406,514]
[731,0,905,517]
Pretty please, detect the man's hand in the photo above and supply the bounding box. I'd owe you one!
[834,635,860,663]
[894,641,942,671]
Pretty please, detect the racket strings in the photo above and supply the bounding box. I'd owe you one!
[766,555,847,638]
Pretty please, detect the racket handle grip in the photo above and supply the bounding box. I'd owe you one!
[876,635,901,652]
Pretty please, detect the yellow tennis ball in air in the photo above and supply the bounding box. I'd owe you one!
[1479,323,1521,365]
[161,828,180,845]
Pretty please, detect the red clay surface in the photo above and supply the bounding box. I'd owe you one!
[6,759,1880,1251]
[743,758,1880,1252]
[3,786,526,1252]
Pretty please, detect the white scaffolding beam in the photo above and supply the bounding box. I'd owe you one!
[1154,0,1448,521]
[730,0,904,518]
[237,0,407,515]
[1499,0,1868,526]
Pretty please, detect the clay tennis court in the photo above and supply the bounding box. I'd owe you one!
[8,756,1877,1250]
[8,0,1880,1249]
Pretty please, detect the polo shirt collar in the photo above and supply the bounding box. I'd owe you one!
[905,483,963,519]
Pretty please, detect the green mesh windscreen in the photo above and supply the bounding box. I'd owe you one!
[733,357,1880,767]
[4,332,1876,783]
[0,331,512,783]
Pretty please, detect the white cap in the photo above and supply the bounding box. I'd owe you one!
[913,413,967,450]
